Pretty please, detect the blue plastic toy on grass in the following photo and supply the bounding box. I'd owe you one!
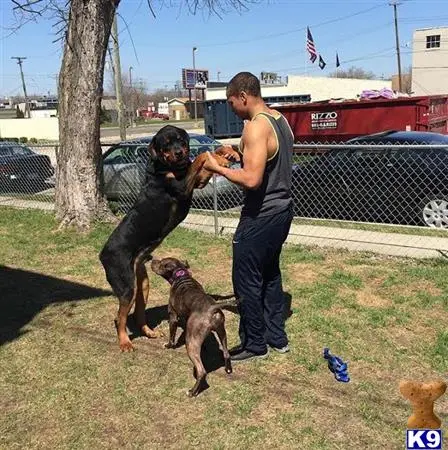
[323,348,350,383]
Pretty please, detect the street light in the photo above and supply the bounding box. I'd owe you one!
[192,46,198,127]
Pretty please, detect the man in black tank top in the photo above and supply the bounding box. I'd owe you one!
[204,72,294,362]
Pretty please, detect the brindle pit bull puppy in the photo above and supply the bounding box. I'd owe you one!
[151,257,237,397]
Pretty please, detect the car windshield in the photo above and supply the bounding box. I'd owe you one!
[189,135,221,158]
[11,145,33,155]
[0,145,33,156]
[190,135,218,145]
[0,147,12,156]
[103,134,223,163]
[349,133,448,145]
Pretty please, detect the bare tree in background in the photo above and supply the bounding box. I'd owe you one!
[329,66,377,80]
[105,73,152,119]
[10,0,258,230]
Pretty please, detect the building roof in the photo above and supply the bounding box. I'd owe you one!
[101,98,118,110]
[414,26,448,32]
[167,97,190,104]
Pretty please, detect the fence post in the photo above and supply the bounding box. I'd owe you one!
[212,174,219,236]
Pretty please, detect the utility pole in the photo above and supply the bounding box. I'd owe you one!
[217,71,221,82]
[11,56,30,118]
[129,66,134,127]
[111,13,126,140]
[390,1,403,92]
[192,47,198,127]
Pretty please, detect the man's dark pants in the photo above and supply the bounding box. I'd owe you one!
[232,205,293,354]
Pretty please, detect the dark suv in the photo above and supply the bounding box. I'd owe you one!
[291,131,448,229]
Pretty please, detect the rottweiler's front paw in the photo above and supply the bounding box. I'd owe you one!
[119,338,134,352]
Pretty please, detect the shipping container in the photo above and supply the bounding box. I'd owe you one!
[204,94,311,138]
[274,95,448,143]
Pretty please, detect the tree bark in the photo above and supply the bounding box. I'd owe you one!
[56,0,120,230]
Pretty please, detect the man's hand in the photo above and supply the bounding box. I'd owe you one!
[203,151,223,173]
[215,145,240,162]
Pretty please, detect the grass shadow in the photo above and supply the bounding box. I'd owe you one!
[0,265,112,345]
[126,305,170,341]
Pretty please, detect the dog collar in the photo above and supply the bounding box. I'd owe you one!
[169,269,190,285]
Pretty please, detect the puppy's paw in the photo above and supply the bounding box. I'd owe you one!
[164,342,175,349]
[141,325,164,339]
[187,388,198,398]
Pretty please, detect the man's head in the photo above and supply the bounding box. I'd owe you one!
[149,125,191,173]
[226,72,262,120]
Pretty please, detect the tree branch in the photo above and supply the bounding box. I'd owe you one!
[12,0,45,14]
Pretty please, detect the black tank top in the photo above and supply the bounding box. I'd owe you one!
[239,112,294,217]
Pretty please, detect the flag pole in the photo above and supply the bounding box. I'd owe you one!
[336,51,339,78]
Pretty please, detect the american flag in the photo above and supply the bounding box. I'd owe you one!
[306,27,318,63]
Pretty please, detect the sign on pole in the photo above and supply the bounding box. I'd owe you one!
[182,68,209,89]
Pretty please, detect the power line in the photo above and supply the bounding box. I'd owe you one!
[145,3,387,49]
[230,21,394,69]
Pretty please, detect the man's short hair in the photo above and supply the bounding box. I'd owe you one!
[226,72,261,98]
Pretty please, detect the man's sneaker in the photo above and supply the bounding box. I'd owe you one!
[229,344,244,356]
[270,344,290,354]
[230,349,268,362]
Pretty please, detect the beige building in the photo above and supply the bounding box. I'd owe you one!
[205,75,392,102]
[167,98,190,120]
[412,26,448,95]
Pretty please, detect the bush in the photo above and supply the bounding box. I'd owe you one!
[134,116,146,124]
[100,107,112,124]
[29,137,38,144]
[19,137,28,143]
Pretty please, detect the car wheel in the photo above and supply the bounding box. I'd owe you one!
[421,197,448,229]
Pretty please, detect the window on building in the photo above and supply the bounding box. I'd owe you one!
[426,34,441,49]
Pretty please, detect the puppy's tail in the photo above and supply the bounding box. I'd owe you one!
[210,296,241,313]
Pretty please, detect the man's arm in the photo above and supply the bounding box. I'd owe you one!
[204,119,269,190]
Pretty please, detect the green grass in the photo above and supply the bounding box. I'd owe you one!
[0,206,447,449]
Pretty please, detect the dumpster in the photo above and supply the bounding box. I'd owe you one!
[204,94,311,138]
[274,95,448,143]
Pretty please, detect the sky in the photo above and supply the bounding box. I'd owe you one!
[0,0,447,98]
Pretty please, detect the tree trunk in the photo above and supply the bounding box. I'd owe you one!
[56,0,120,230]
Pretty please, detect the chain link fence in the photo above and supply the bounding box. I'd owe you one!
[1,136,447,257]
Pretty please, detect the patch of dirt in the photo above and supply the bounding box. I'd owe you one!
[338,281,392,308]
[152,247,188,260]
[289,263,320,284]
[325,305,352,317]
[356,289,392,308]
[395,281,442,297]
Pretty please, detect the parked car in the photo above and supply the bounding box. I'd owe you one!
[291,131,448,229]
[0,141,54,193]
[102,133,243,211]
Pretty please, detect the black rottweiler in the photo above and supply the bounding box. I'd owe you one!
[99,125,234,351]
